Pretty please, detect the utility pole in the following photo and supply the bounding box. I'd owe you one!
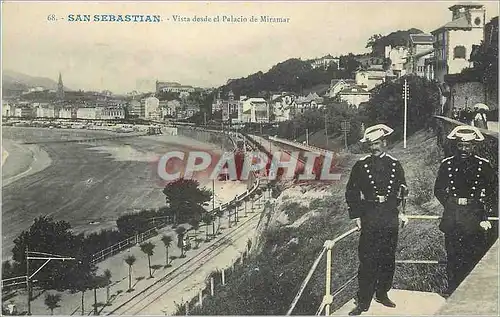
[26,247,30,316]
[324,115,329,147]
[25,250,75,315]
[212,179,215,211]
[403,78,409,149]
[305,128,309,146]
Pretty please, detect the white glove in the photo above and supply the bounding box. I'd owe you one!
[480,221,492,231]
[354,218,362,230]
[399,214,409,228]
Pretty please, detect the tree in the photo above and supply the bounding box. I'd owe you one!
[161,235,173,267]
[44,293,61,315]
[201,213,213,242]
[103,269,112,305]
[12,216,86,290]
[366,34,383,48]
[175,226,187,257]
[162,179,212,224]
[363,75,439,139]
[90,275,108,315]
[124,255,136,291]
[140,242,156,278]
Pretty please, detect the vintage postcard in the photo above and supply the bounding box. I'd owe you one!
[1,1,498,316]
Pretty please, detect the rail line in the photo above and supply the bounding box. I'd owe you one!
[106,207,262,315]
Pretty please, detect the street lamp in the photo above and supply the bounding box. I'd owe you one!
[25,249,76,315]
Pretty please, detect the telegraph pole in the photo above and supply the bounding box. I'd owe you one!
[306,128,309,146]
[403,78,409,149]
[324,115,329,147]
[26,247,30,316]
[25,250,75,315]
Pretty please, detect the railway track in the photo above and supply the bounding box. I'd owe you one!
[106,207,263,315]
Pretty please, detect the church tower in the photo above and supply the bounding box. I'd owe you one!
[57,72,65,100]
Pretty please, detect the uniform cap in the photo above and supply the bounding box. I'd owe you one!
[360,124,394,143]
[473,103,489,111]
[446,125,485,142]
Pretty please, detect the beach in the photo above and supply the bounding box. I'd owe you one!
[1,127,248,259]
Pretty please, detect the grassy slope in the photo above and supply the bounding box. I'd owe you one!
[183,129,492,315]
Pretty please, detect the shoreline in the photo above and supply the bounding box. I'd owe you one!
[2,139,53,187]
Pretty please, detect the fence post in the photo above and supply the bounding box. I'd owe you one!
[210,277,214,296]
[221,269,225,285]
[198,290,203,307]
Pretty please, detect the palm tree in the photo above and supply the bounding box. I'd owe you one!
[124,255,136,291]
[189,219,200,238]
[44,293,61,315]
[201,213,212,242]
[161,235,173,267]
[175,226,187,257]
[103,269,112,305]
[140,242,156,278]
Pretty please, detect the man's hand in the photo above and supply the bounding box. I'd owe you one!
[399,214,409,228]
[480,221,492,231]
[354,218,361,230]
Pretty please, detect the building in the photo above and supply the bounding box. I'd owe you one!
[129,100,143,117]
[77,107,100,119]
[59,107,76,119]
[57,72,65,100]
[295,93,324,112]
[311,55,339,69]
[385,45,409,78]
[141,96,160,119]
[156,81,195,94]
[271,93,296,122]
[35,103,56,118]
[338,85,371,108]
[241,98,269,123]
[186,104,201,118]
[2,102,14,117]
[15,106,35,118]
[355,68,387,90]
[326,79,356,98]
[101,107,125,120]
[431,3,486,83]
[404,33,435,79]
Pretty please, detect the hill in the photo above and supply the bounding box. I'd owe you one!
[218,57,359,98]
[370,28,424,56]
[2,70,71,96]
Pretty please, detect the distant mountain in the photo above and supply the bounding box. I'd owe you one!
[2,69,71,91]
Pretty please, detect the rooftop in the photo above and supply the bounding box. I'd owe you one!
[432,16,472,33]
[409,33,435,44]
[449,2,485,10]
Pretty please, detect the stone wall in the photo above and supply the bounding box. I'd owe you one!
[177,126,234,151]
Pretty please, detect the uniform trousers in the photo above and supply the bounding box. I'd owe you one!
[356,226,398,309]
[444,231,486,294]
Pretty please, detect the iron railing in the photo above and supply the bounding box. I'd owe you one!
[287,214,499,316]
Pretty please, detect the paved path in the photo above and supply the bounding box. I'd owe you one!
[437,240,499,315]
[333,290,445,316]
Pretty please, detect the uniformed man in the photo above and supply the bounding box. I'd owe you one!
[434,125,497,294]
[345,124,408,315]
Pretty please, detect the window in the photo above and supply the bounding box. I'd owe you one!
[453,46,466,59]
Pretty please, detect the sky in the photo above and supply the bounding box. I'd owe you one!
[2,1,499,94]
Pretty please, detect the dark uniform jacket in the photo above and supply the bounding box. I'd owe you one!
[345,153,407,230]
[434,154,497,234]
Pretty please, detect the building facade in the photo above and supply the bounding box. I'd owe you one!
[432,3,485,83]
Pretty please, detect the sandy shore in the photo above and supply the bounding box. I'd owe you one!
[2,139,53,187]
